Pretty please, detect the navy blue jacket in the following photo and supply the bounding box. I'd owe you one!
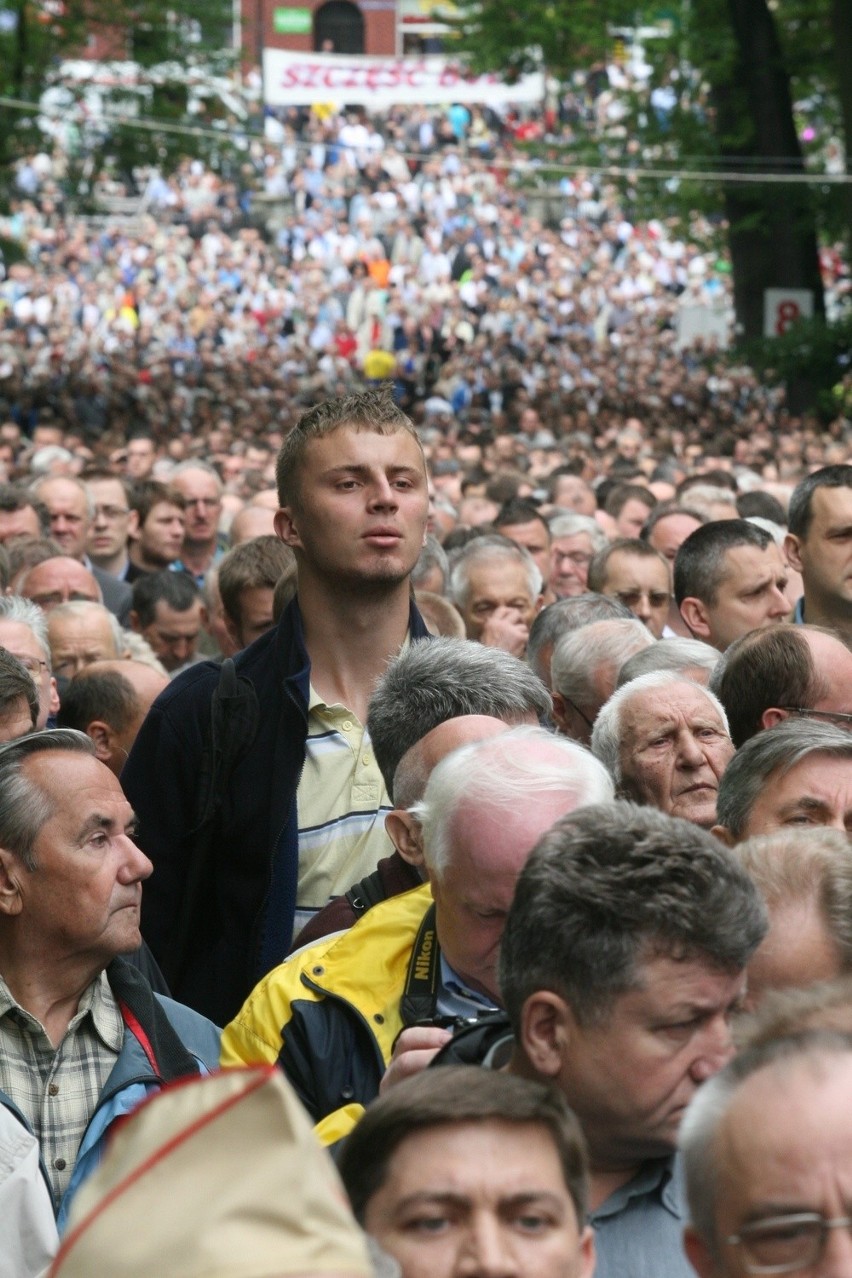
[122,597,430,1026]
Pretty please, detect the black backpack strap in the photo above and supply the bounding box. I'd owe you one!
[343,867,388,917]
[162,659,259,990]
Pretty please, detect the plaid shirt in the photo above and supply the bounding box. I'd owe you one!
[0,970,124,1210]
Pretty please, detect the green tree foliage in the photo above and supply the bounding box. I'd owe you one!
[0,0,236,204]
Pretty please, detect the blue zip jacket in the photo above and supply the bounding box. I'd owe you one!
[0,959,220,1231]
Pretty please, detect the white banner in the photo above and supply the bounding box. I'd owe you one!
[263,50,544,107]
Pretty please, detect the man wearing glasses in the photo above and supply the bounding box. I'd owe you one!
[682,1030,852,1278]
[0,595,59,728]
[169,462,226,587]
[82,471,134,582]
[711,624,852,748]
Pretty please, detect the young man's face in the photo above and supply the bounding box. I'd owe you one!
[137,502,185,567]
[364,1119,595,1278]
[275,427,428,589]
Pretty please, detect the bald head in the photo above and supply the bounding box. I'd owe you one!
[57,659,168,774]
[19,557,101,611]
[83,659,169,709]
[393,715,511,809]
[387,715,512,871]
[229,505,277,546]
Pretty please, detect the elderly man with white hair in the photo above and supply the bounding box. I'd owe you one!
[221,725,614,1144]
[591,671,734,828]
[551,617,654,744]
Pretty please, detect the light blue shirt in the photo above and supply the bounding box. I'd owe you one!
[437,955,499,1020]
[590,1155,695,1278]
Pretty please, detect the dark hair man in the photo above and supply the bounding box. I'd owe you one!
[494,499,553,593]
[339,1067,596,1278]
[126,481,187,581]
[710,623,852,747]
[57,661,169,775]
[674,520,790,651]
[122,390,433,1025]
[0,731,219,1232]
[497,802,766,1278]
[216,535,295,652]
[785,464,852,642]
[129,572,207,676]
[603,483,656,539]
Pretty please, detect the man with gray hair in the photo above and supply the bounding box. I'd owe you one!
[591,672,733,828]
[497,802,766,1278]
[616,636,721,688]
[447,536,541,657]
[367,635,550,797]
[528,594,633,689]
[30,475,132,624]
[713,719,852,844]
[736,829,852,1011]
[680,1031,852,1278]
[0,731,220,1236]
[295,638,551,948]
[0,595,59,728]
[46,601,125,682]
[220,726,614,1143]
[548,513,607,600]
[551,617,654,743]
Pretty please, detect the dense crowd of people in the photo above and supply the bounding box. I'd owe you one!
[0,89,851,1278]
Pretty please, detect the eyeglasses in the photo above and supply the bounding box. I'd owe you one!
[782,706,852,728]
[93,505,130,520]
[552,550,592,569]
[563,697,595,731]
[10,655,48,675]
[727,1211,852,1273]
[615,589,671,610]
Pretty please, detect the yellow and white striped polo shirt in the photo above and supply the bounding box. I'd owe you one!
[295,685,394,914]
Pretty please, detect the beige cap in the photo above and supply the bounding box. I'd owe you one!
[50,1066,373,1277]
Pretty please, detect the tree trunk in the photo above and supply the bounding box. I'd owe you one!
[713,0,825,346]
[831,0,852,262]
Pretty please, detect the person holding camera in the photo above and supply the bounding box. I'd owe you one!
[220,725,613,1144]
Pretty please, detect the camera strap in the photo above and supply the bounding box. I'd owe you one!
[400,903,440,1026]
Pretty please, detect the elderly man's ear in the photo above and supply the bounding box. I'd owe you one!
[0,849,24,916]
[384,810,425,868]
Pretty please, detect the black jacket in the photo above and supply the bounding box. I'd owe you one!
[123,597,430,1026]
